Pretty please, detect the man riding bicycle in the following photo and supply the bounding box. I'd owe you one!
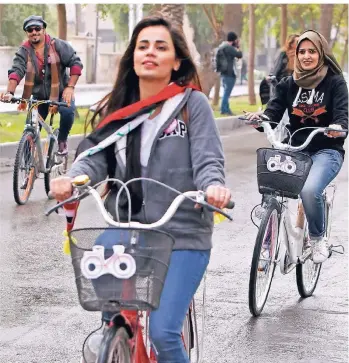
[0,15,83,155]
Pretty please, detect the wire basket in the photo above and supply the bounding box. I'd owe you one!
[256,148,313,199]
[68,227,175,312]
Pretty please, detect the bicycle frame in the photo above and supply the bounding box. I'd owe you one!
[24,101,59,174]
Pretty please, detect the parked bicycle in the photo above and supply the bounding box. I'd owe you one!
[240,116,346,317]
[46,175,234,362]
[1,97,68,205]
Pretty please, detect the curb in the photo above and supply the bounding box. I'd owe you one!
[0,116,244,160]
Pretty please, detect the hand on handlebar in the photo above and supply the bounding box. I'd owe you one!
[50,176,74,201]
[0,92,13,103]
[203,185,232,209]
[326,124,347,138]
[242,110,264,128]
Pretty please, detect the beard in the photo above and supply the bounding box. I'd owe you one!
[30,38,41,44]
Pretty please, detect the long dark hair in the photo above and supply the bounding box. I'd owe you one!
[87,16,201,130]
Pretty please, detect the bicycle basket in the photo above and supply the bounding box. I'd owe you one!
[68,227,174,312]
[256,148,313,199]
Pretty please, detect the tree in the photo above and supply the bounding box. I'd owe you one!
[75,4,82,36]
[57,4,67,40]
[280,5,287,46]
[248,5,256,105]
[0,4,5,45]
[1,4,56,46]
[320,4,334,42]
[158,4,185,29]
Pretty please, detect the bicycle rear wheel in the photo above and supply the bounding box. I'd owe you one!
[44,129,68,196]
[97,326,131,363]
[13,130,37,205]
[249,197,280,316]
[182,305,194,360]
[296,222,322,298]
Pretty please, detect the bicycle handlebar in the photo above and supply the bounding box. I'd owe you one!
[45,178,235,228]
[2,96,68,108]
[239,116,348,151]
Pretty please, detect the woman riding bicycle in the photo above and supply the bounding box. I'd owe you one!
[50,16,231,363]
[245,30,348,264]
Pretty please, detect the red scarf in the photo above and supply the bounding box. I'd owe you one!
[97,82,200,130]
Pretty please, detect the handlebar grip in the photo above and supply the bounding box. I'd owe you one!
[226,200,235,209]
[10,97,23,104]
[52,101,68,107]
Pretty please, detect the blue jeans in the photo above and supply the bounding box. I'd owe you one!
[38,96,75,142]
[149,250,210,363]
[95,229,210,362]
[300,149,343,239]
[220,74,236,114]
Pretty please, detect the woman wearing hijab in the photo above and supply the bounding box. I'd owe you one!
[245,30,348,264]
[50,16,231,362]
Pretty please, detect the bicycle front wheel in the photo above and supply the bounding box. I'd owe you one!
[296,222,322,298]
[44,129,68,196]
[249,197,280,316]
[13,130,37,205]
[97,326,131,363]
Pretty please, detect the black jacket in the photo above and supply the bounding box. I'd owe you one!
[270,51,291,82]
[263,70,348,156]
[218,42,243,77]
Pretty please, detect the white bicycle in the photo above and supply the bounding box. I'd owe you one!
[46,176,234,362]
[240,117,347,317]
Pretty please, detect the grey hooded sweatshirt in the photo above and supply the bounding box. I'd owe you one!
[67,90,226,250]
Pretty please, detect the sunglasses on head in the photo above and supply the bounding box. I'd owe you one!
[26,26,42,33]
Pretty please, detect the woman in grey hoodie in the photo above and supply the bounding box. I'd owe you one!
[50,16,231,363]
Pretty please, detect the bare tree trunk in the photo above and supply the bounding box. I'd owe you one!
[223,4,243,37]
[340,35,348,69]
[158,4,185,29]
[213,75,220,106]
[330,4,347,49]
[248,5,256,105]
[320,4,334,41]
[0,4,4,36]
[57,4,67,40]
[75,4,82,36]
[280,5,287,46]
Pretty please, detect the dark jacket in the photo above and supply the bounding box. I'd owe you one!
[269,51,291,82]
[263,70,348,156]
[217,41,243,77]
[8,35,83,100]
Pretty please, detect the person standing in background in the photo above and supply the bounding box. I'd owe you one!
[215,31,243,116]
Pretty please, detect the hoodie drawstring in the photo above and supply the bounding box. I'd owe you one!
[292,87,316,107]
[306,89,316,105]
[292,87,302,107]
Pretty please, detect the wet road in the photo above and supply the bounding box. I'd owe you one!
[0,126,347,363]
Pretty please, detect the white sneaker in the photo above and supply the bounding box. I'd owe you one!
[311,238,330,264]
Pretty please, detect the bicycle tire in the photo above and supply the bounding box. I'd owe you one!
[296,221,322,298]
[249,197,281,316]
[96,326,131,363]
[44,129,68,196]
[182,307,193,359]
[13,130,37,205]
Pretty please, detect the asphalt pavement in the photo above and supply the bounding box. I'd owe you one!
[0,126,347,363]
